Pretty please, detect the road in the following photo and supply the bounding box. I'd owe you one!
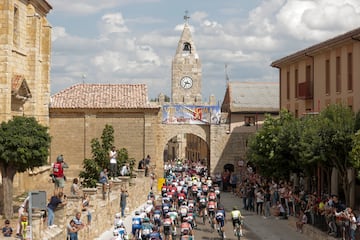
[97,192,305,240]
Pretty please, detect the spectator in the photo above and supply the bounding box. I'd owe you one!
[52,154,69,193]
[47,191,67,227]
[120,163,130,176]
[109,146,118,179]
[144,155,151,176]
[99,168,111,198]
[70,178,81,196]
[138,158,145,169]
[16,196,29,238]
[120,188,129,218]
[81,194,92,226]
[73,211,86,231]
[296,209,308,233]
[2,219,13,237]
[67,219,79,240]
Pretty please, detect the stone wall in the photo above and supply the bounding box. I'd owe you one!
[30,170,151,240]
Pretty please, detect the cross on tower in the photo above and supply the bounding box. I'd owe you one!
[184,10,190,23]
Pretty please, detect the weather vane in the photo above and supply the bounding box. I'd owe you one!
[184,10,190,23]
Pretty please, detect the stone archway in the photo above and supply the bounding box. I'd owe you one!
[154,124,210,176]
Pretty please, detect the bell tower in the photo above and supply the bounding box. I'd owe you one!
[171,12,202,104]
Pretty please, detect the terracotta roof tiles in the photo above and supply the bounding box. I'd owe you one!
[50,84,159,109]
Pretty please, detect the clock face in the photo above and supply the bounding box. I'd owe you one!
[180,76,193,89]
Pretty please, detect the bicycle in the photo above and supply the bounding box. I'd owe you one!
[235,222,241,240]
[208,212,215,232]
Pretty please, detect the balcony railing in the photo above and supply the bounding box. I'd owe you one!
[298,81,313,99]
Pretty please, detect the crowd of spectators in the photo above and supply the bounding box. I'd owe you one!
[226,165,360,240]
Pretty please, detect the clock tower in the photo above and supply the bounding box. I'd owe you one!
[171,13,202,104]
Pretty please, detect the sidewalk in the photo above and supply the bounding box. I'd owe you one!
[220,192,307,240]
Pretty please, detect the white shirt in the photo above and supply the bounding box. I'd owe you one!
[110,150,117,164]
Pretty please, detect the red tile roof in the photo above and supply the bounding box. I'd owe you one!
[50,84,159,109]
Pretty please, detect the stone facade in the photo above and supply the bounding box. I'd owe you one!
[0,0,52,194]
[0,0,52,125]
[171,21,202,104]
[29,171,151,240]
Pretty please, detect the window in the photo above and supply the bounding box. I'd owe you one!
[286,71,290,100]
[325,59,330,94]
[306,65,311,82]
[295,69,298,98]
[244,116,255,126]
[347,52,353,91]
[13,5,19,46]
[336,56,341,92]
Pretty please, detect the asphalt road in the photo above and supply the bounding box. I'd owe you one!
[97,192,306,240]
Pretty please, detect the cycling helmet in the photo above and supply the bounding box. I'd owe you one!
[233,206,238,210]
[143,217,150,222]
[56,155,64,162]
[135,211,140,215]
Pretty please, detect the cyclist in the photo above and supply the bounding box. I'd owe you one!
[207,199,217,225]
[141,217,153,240]
[131,211,142,240]
[149,225,162,240]
[180,217,193,239]
[177,189,187,207]
[163,213,173,240]
[179,202,189,222]
[215,205,226,238]
[153,208,162,227]
[197,193,207,219]
[231,206,244,236]
[168,207,179,227]
[207,188,217,202]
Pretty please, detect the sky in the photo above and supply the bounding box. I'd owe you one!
[46,0,360,103]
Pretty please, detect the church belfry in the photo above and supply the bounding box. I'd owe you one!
[171,12,202,104]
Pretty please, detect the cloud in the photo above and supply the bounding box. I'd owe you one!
[48,0,360,102]
[99,13,129,36]
[276,0,360,41]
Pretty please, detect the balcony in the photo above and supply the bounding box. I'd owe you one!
[298,81,313,99]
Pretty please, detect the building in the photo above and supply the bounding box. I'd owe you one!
[271,27,360,116]
[221,81,279,167]
[0,0,52,194]
[49,84,160,175]
[0,0,52,125]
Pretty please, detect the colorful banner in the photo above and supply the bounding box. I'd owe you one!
[162,105,221,125]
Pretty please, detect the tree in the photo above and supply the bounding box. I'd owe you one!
[79,124,114,188]
[79,124,136,187]
[247,110,300,180]
[316,104,355,205]
[0,117,51,218]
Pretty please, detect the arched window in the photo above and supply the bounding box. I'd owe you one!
[183,42,191,53]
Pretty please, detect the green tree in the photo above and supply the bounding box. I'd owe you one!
[317,104,355,205]
[79,124,114,187]
[0,117,51,218]
[79,124,136,187]
[247,110,300,179]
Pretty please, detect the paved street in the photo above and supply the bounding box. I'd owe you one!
[98,191,306,240]
[214,192,306,240]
